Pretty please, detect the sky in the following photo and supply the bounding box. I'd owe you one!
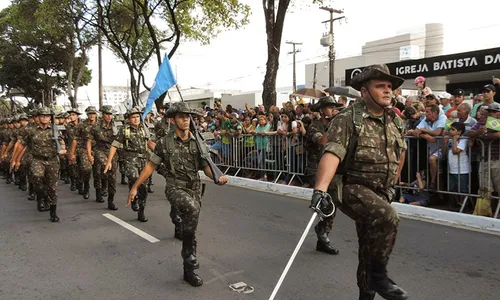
[2,0,500,104]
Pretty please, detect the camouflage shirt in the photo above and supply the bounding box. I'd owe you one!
[324,101,407,191]
[112,124,150,154]
[22,125,65,158]
[89,119,118,152]
[154,117,171,140]
[74,119,95,149]
[305,118,330,166]
[149,130,208,182]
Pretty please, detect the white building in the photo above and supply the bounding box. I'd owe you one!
[103,86,132,108]
[306,23,445,94]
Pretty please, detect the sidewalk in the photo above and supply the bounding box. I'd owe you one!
[200,173,500,235]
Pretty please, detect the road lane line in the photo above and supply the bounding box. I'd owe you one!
[102,213,160,243]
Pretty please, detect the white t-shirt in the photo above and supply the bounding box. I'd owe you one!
[447,138,469,174]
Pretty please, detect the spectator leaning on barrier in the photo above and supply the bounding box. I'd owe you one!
[454,103,477,132]
[408,104,447,190]
[443,122,470,204]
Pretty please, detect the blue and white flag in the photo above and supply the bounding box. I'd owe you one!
[142,54,177,120]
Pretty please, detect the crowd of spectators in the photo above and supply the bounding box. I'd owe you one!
[190,77,500,218]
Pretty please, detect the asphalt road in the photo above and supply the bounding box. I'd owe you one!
[0,174,499,300]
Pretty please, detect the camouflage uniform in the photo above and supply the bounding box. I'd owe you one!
[3,120,15,183]
[74,106,98,199]
[22,107,64,222]
[89,105,118,210]
[56,112,70,184]
[305,96,344,255]
[114,114,127,185]
[66,109,81,191]
[14,114,30,191]
[111,108,151,220]
[149,102,206,287]
[320,65,408,300]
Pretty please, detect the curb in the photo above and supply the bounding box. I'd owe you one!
[200,173,500,235]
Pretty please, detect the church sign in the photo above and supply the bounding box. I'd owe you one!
[345,47,500,86]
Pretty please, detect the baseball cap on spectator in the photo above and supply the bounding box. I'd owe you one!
[486,102,500,112]
[452,89,465,96]
[230,112,238,119]
[441,92,451,99]
[403,107,417,119]
[482,84,496,93]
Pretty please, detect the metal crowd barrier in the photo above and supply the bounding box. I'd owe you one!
[202,131,499,218]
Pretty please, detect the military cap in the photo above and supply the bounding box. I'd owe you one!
[100,105,114,114]
[350,64,404,91]
[165,102,200,118]
[311,96,344,112]
[126,107,141,118]
[67,107,82,115]
[38,107,53,116]
[18,113,29,121]
[85,106,98,114]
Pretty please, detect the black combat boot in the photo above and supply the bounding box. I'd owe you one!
[49,205,60,222]
[95,189,104,203]
[70,179,77,191]
[107,194,118,211]
[368,259,409,300]
[147,183,154,193]
[20,178,27,191]
[121,174,127,185]
[315,224,339,255]
[43,199,50,212]
[36,192,45,212]
[14,172,20,185]
[28,192,35,201]
[138,204,148,222]
[182,236,203,287]
[83,181,90,199]
[101,178,108,197]
[131,198,139,212]
[359,289,376,300]
[78,181,84,194]
[6,173,12,184]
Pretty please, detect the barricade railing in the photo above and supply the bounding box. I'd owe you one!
[203,130,499,218]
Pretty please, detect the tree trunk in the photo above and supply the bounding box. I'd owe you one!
[262,0,290,109]
[73,53,87,109]
[67,58,75,107]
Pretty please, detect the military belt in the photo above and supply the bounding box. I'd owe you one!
[124,151,147,158]
[169,178,199,189]
[32,154,57,161]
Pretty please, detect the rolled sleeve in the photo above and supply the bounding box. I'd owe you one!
[111,140,123,148]
[323,112,352,162]
[149,152,162,165]
[149,137,165,165]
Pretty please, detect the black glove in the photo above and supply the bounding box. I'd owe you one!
[310,189,332,210]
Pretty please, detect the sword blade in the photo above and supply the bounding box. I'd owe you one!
[268,212,318,300]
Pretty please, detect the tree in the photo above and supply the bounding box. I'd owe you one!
[262,0,322,108]
[36,0,96,108]
[90,0,250,107]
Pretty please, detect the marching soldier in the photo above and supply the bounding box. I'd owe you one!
[312,65,408,300]
[126,102,228,287]
[18,107,66,221]
[56,112,70,184]
[304,96,343,255]
[116,113,128,185]
[9,114,30,191]
[104,107,154,221]
[66,108,81,192]
[2,118,15,184]
[87,105,118,210]
[70,106,97,199]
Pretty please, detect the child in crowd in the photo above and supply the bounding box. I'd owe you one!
[444,122,470,205]
[400,171,429,206]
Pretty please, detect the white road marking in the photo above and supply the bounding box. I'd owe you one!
[102,213,160,243]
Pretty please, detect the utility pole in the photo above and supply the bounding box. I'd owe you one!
[312,63,317,89]
[320,7,345,88]
[286,41,302,92]
[97,1,103,109]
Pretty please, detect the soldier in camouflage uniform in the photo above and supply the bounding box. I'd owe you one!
[304,96,344,255]
[66,108,82,192]
[312,65,408,300]
[87,105,118,210]
[56,112,70,184]
[19,107,66,221]
[0,119,7,178]
[70,106,97,199]
[143,109,156,193]
[115,113,128,185]
[105,107,154,221]
[126,102,228,287]
[9,114,30,191]
[1,118,16,184]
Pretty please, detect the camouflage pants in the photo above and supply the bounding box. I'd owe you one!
[94,150,116,195]
[25,152,34,194]
[68,155,81,185]
[165,180,202,259]
[124,156,148,205]
[76,148,92,182]
[336,184,399,291]
[31,156,60,205]
[59,155,68,177]
[15,155,28,185]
